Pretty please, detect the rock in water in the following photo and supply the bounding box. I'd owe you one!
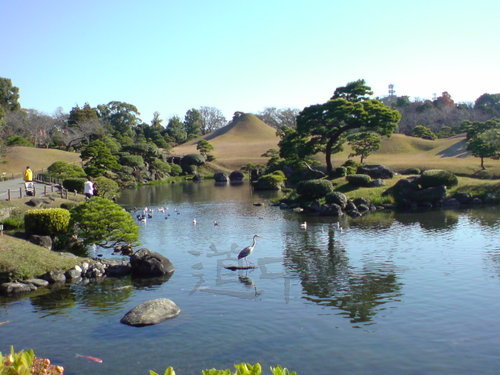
[120,298,180,326]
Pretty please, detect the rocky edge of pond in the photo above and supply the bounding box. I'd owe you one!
[0,247,180,325]
[277,165,498,217]
[0,247,173,293]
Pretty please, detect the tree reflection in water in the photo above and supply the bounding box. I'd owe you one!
[284,228,402,324]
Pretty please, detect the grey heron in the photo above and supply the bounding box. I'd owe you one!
[238,235,261,265]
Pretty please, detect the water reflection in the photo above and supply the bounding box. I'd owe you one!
[393,209,459,231]
[31,286,75,316]
[284,228,402,324]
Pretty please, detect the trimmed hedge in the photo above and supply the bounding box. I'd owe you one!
[325,191,348,208]
[63,178,86,193]
[420,169,458,188]
[253,171,286,190]
[296,179,334,199]
[346,174,371,187]
[24,208,70,236]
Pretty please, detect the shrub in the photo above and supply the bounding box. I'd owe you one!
[181,153,206,166]
[325,191,348,207]
[254,171,287,190]
[169,163,182,176]
[120,154,145,168]
[296,179,334,199]
[6,135,34,147]
[1,216,24,230]
[420,169,458,188]
[62,178,86,193]
[401,167,421,175]
[94,176,120,199]
[24,208,70,236]
[332,167,347,178]
[47,161,85,179]
[346,174,372,187]
[150,362,298,375]
[151,158,171,177]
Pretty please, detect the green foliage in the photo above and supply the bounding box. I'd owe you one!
[24,208,70,236]
[196,139,214,157]
[0,346,35,375]
[62,178,86,193]
[346,174,372,187]
[412,125,437,140]
[342,160,359,175]
[254,171,287,190]
[166,116,187,144]
[0,77,21,111]
[420,169,458,188]
[401,167,421,175]
[94,176,120,199]
[70,197,139,248]
[184,108,202,139]
[68,103,98,126]
[1,216,24,230]
[325,191,348,207]
[332,166,347,177]
[169,163,182,176]
[150,159,172,179]
[347,132,381,163]
[465,121,500,169]
[120,154,145,168]
[149,366,175,375]
[6,135,33,147]
[97,101,141,135]
[47,161,86,179]
[296,179,334,199]
[293,79,400,173]
[181,154,206,173]
[150,363,298,375]
[81,139,121,177]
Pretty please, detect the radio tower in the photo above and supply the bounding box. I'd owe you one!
[388,84,395,98]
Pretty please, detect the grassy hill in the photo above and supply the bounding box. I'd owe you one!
[173,113,279,170]
[1,146,81,178]
[174,115,499,178]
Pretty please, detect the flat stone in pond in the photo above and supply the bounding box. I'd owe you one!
[120,298,180,326]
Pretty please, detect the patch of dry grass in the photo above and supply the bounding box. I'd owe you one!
[0,235,85,281]
[1,146,81,178]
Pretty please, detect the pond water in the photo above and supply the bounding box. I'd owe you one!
[1,181,499,375]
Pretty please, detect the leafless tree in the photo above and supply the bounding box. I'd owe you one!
[257,107,300,129]
[199,106,227,135]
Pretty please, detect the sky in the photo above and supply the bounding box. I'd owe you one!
[1,0,499,123]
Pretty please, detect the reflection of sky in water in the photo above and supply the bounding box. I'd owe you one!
[0,182,499,375]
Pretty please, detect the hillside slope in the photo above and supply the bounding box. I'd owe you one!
[1,146,81,178]
[173,113,279,170]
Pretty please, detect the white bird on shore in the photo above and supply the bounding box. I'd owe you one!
[300,221,307,229]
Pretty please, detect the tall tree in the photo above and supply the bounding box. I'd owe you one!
[68,103,98,126]
[0,77,20,111]
[258,107,300,129]
[199,106,226,134]
[293,79,401,174]
[80,139,121,176]
[165,116,187,144]
[474,93,500,115]
[184,108,202,139]
[97,101,141,135]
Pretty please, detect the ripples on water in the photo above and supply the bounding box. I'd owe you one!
[1,182,499,375]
